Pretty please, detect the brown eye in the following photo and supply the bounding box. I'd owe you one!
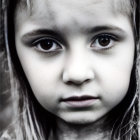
[98,36,110,47]
[90,34,117,50]
[34,38,62,52]
[40,39,54,50]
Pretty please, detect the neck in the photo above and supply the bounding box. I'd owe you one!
[51,117,110,140]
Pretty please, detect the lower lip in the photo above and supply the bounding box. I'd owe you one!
[63,99,98,108]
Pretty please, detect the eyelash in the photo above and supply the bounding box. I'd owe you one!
[32,37,63,54]
[90,34,118,51]
[31,34,119,53]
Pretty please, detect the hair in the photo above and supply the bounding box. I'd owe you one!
[0,0,139,139]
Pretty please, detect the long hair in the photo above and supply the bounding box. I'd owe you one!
[0,0,139,139]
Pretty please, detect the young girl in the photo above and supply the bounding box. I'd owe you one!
[0,0,139,139]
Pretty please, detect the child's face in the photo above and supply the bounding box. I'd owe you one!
[15,0,134,124]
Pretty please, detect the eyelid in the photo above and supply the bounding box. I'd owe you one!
[23,35,63,49]
[92,33,119,41]
[90,33,119,51]
[32,37,61,46]
[35,38,64,52]
[21,29,68,47]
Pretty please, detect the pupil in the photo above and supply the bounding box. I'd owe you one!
[40,40,53,49]
[98,37,110,46]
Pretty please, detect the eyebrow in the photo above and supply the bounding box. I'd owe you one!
[21,25,127,43]
[86,25,127,35]
[22,29,63,39]
[21,29,67,45]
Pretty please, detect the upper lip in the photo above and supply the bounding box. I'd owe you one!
[60,95,99,102]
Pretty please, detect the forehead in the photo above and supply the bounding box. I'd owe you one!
[15,0,132,33]
[18,0,131,15]
[33,0,114,26]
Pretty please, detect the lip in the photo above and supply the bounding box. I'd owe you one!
[60,95,99,108]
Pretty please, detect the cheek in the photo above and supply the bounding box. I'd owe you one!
[24,66,60,111]
[16,49,63,110]
[98,56,134,108]
[102,69,130,102]
[24,63,60,97]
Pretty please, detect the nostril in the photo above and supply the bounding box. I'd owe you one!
[85,79,91,83]
[62,69,95,86]
[66,81,83,86]
[65,78,91,86]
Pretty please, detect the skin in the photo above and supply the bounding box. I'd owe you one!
[15,0,134,139]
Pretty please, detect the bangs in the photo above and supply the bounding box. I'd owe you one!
[113,0,135,16]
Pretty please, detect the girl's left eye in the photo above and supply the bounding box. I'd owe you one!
[33,38,62,53]
[90,34,117,50]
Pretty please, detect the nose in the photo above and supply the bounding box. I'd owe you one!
[62,51,95,86]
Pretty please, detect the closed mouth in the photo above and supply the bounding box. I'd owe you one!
[60,95,99,102]
[60,95,99,107]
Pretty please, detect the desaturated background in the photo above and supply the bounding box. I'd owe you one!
[0,59,13,132]
[0,3,13,132]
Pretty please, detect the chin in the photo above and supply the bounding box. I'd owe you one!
[59,113,101,125]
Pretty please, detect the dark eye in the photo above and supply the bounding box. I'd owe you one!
[33,38,62,53]
[91,34,117,50]
[98,36,111,46]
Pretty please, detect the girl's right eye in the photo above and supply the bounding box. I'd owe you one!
[33,38,63,53]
